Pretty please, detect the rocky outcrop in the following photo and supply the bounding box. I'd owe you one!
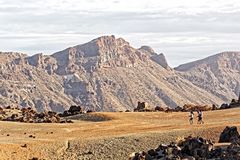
[219,126,240,143]
[130,127,240,160]
[61,105,85,117]
[130,136,214,160]
[151,104,214,112]
[182,104,213,111]
[219,94,240,109]
[134,102,153,112]
[155,106,166,112]
[229,98,240,108]
[0,107,72,123]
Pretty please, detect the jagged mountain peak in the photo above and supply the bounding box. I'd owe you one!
[90,35,130,47]
[52,35,152,74]
[54,35,131,58]
[139,46,155,54]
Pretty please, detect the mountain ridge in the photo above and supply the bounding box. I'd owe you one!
[175,51,240,71]
[0,36,239,112]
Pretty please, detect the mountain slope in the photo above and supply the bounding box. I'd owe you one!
[175,52,240,101]
[50,35,223,111]
[0,52,75,112]
[0,36,239,111]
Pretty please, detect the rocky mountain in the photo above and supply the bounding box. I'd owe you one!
[0,52,75,112]
[0,36,239,112]
[175,52,240,101]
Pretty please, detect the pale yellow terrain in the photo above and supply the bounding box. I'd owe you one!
[0,108,240,160]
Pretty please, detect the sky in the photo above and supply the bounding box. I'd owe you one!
[0,0,240,67]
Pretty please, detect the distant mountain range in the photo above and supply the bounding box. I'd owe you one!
[0,35,239,112]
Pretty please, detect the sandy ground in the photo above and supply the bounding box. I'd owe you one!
[0,108,240,160]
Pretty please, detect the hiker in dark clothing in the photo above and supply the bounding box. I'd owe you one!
[189,111,194,125]
[197,110,204,124]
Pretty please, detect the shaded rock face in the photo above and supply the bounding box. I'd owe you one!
[219,126,240,143]
[150,53,170,69]
[139,46,170,69]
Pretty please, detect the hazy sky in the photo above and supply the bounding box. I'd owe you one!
[1,0,240,67]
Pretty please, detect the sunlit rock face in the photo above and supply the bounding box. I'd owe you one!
[1,36,239,112]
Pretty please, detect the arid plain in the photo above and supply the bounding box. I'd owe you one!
[0,108,240,160]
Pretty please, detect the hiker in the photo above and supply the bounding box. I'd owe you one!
[189,111,194,125]
[197,110,204,124]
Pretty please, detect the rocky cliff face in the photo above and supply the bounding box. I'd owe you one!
[0,36,239,111]
[52,35,149,75]
[26,53,58,75]
[0,52,75,112]
[139,46,170,69]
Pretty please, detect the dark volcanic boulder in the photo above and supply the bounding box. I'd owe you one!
[134,102,152,112]
[220,103,229,109]
[229,99,240,108]
[130,127,240,160]
[212,104,218,110]
[179,136,213,158]
[174,106,183,112]
[35,113,46,119]
[68,105,82,114]
[219,126,240,143]
[87,110,93,113]
[130,136,213,160]
[155,106,165,111]
[62,110,70,117]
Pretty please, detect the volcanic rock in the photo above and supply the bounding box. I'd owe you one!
[219,126,240,143]
[130,136,214,160]
[134,102,152,112]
